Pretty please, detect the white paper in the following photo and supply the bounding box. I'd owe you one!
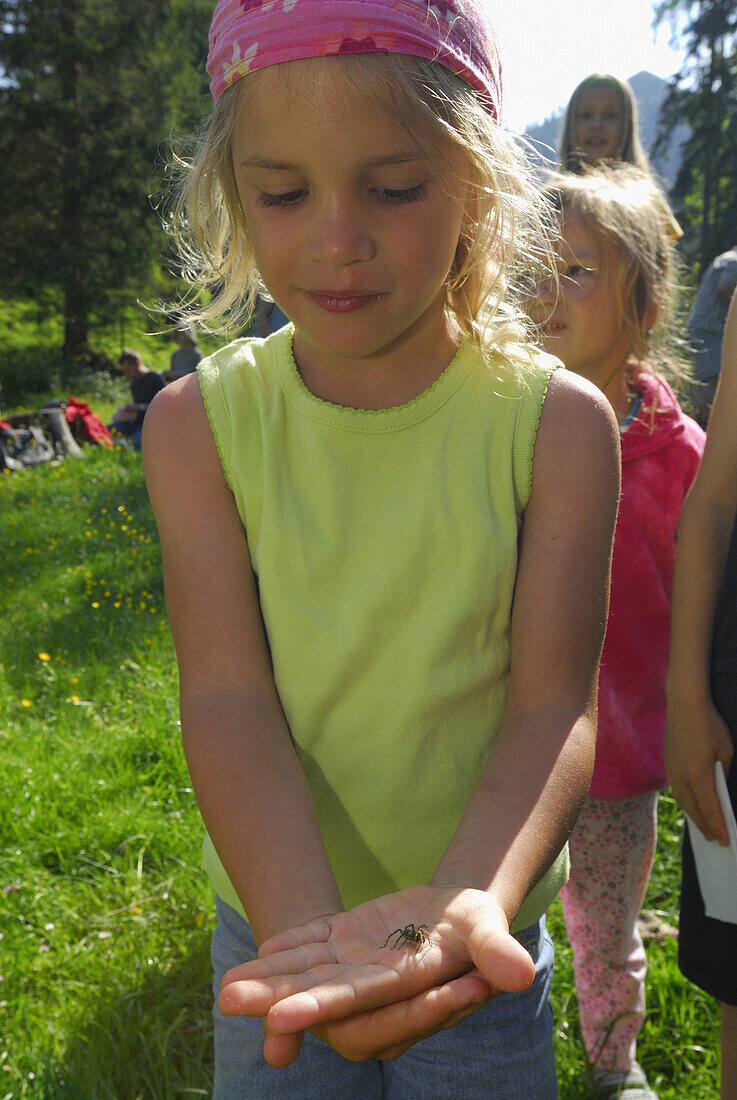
[685,761,737,924]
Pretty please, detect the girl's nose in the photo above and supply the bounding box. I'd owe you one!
[308,197,375,266]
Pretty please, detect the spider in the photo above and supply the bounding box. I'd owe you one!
[382,923,430,952]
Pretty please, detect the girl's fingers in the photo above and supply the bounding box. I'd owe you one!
[694,780,730,846]
[265,954,443,1032]
[262,1023,305,1068]
[467,923,536,994]
[259,918,333,956]
[221,941,334,985]
[219,961,362,1017]
[309,970,492,1062]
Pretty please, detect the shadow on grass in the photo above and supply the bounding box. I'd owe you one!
[42,944,214,1100]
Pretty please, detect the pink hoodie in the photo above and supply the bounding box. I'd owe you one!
[590,371,705,799]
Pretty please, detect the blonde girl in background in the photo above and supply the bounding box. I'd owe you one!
[559,74,651,174]
[559,74,681,242]
[528,165,705,1099]
[144,2,619,1095]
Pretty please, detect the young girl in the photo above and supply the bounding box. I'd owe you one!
[666,288,737,1099]
[529,165,705,1099]
[145,2,619,1094]
[559,74,681,244]
[559,74,651,174]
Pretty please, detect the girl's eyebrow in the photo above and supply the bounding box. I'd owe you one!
[239,152,428,170]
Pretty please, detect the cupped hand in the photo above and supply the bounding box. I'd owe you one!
[665,695,734,844]
[218,884,536,1065]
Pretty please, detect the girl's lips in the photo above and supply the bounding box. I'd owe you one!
[538,320,566,337]
[306,291,383,314]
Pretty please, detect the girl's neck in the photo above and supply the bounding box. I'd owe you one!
[598,357,638,424]
[292,315,463,411]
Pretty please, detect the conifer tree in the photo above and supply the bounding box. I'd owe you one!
[655,0,737,273]
[0,0,212,365]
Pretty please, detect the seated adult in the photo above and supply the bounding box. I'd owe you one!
[108,349,165,451]
[168,325,203,379]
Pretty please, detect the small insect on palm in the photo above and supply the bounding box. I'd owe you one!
[382,923,430,952]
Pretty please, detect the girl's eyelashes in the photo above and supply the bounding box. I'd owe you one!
[374,182,428,204]
[253,183,428,209]
[256,189,307,208]
[565,264,595,279]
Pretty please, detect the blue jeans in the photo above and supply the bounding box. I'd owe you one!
[108,419,143,450]
[211,896,558,1098]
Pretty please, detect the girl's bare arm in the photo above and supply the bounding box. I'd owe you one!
[143,377,342,942]
[666,289,737,842]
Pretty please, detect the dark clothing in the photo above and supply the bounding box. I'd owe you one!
[678,514,737,1006]
[108,368,165,452]
[170,346,202,378]
[713,515,737,662]
[130,371,165,428]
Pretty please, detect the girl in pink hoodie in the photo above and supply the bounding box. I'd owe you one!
[529,165,705,1100]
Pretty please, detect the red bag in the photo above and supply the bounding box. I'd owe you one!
[65,397,113,448]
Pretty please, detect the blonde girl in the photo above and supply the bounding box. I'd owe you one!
[559,74,650,174]
[145,3,619,1096]
[529,165,705,1099]
[559,74,681,242]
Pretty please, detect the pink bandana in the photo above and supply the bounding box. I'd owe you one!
[207,0,502,120]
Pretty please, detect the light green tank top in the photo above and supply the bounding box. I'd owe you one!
[198,326,566,931]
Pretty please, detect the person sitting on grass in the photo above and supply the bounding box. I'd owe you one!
[168,325,203,380]
[109,349,165,451]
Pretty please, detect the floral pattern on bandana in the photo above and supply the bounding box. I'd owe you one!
[207,0,502,120]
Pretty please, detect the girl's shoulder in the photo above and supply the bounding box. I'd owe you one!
[533,367,620,490]
[541,366,618,435]
[199,328,291,386]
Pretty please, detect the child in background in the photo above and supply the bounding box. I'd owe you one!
[529,164,705,1099]
[559,74,651,174]
[145,2,619,1095]
[559,74,681,242]
[666,288,737,1099]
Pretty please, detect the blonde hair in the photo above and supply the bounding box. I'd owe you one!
[559,74,651,174]
[543,165,682,377]
[168,53,555,361]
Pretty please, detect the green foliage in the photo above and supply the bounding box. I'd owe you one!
[0,449,722,1096]
[0,296,224,406]
[654,0,737,274]
[0,0,213,365]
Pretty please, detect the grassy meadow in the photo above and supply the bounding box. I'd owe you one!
[0,436,721,1098]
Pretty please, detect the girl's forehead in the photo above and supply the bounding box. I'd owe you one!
[560,213,608,261]
[233,59,442,162]
[577,85,623,112]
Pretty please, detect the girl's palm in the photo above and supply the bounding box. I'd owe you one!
[218,885,535,1064]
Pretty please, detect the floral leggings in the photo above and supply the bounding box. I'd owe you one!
[560,792,658,1075]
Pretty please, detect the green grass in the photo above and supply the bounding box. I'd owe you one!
[1,448,214,1098]
[0,447,721,1098]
